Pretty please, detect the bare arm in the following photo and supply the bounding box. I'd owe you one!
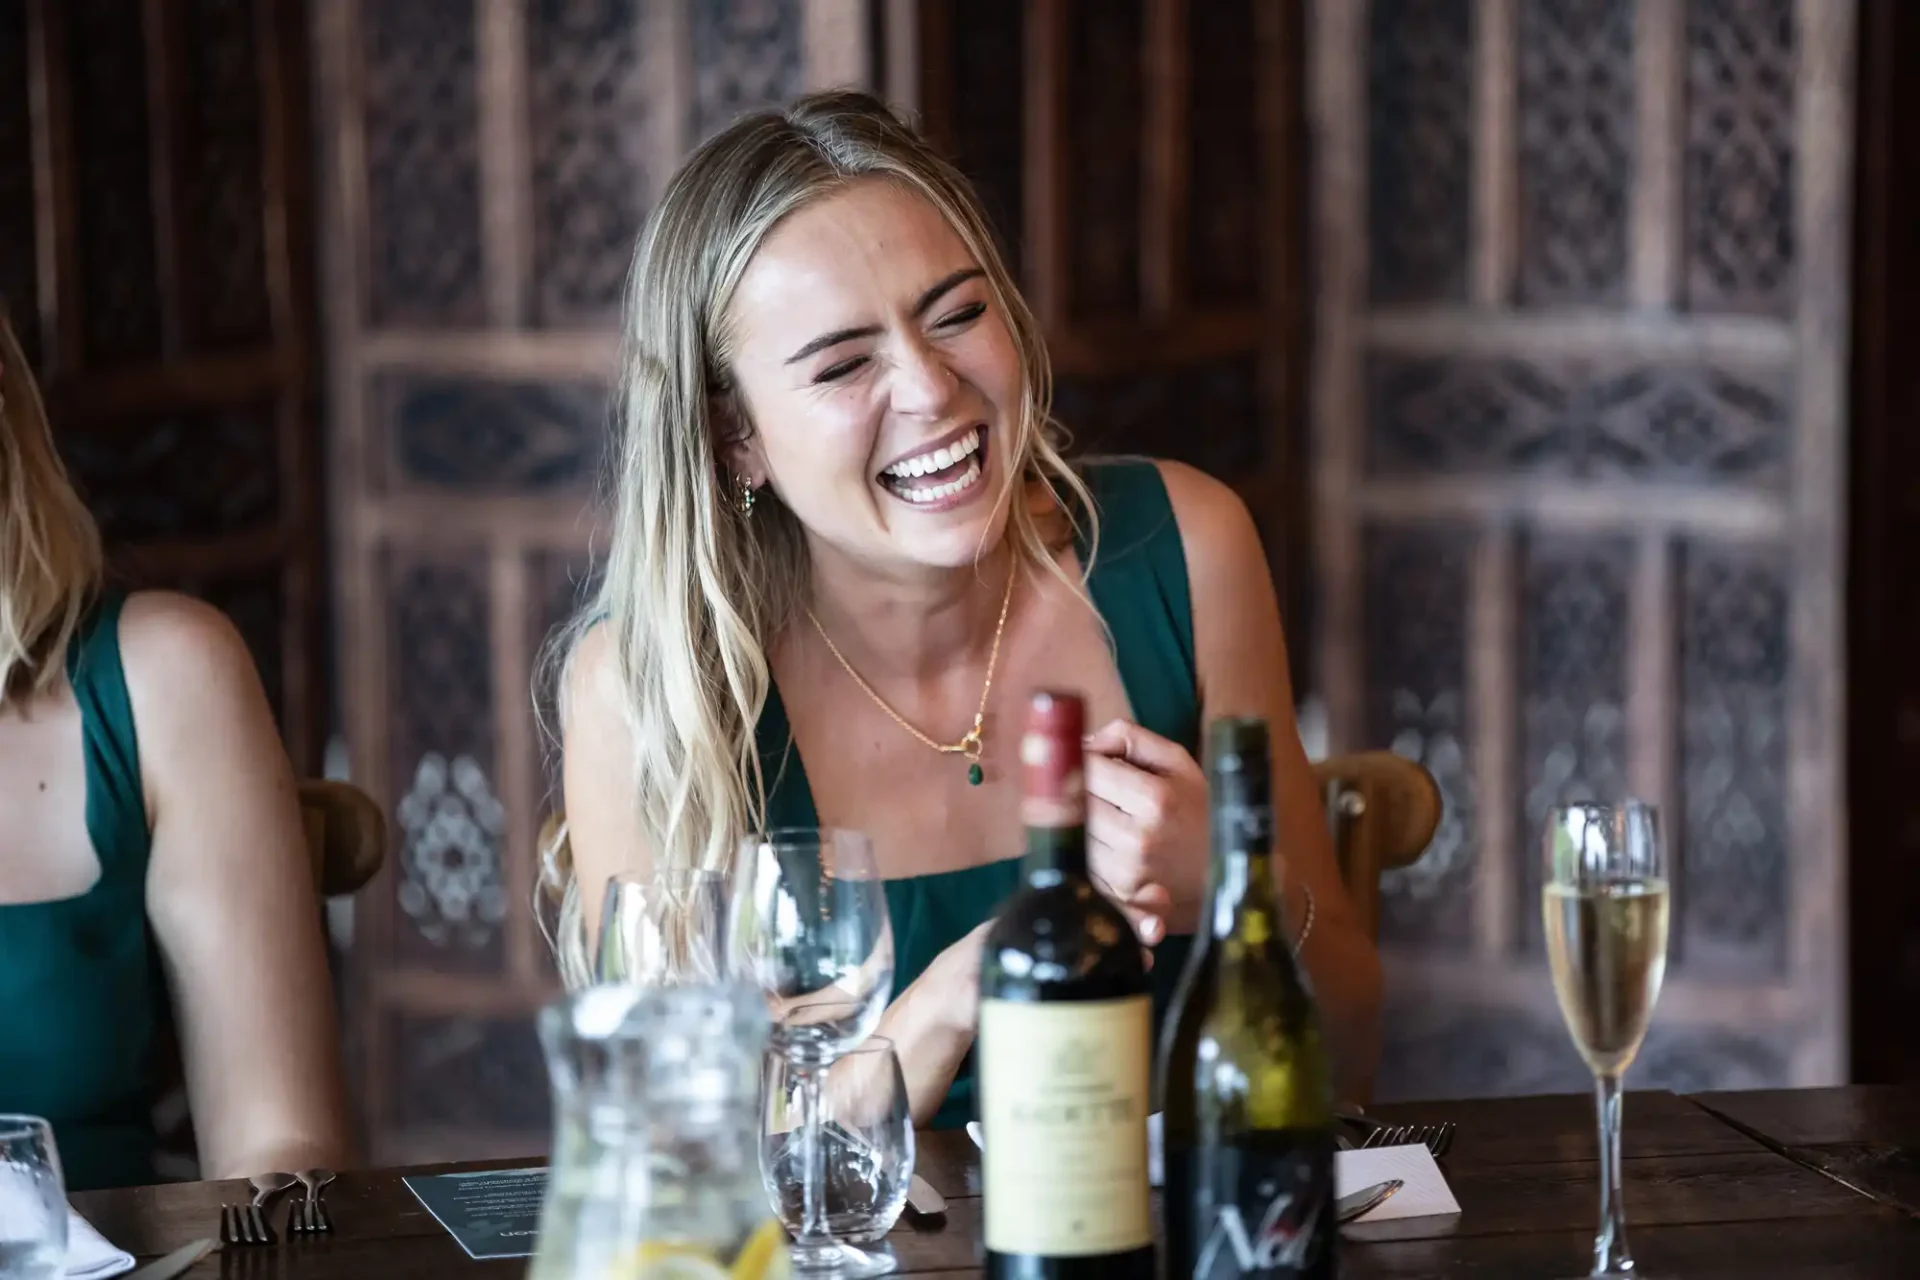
[880,923,989,1125]
[1158,460,1385,1102]
[124,592,356,1178]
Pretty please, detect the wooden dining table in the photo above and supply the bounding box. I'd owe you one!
[72,1086,1920,1278]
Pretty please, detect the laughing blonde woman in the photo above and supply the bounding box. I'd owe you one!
[0,313,353,1188]
[548,91,1382,1125]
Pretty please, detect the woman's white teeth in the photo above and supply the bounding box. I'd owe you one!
[884,427,983,479]
[896,455,982,504]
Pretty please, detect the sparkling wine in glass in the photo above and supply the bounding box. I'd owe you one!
[1543,801,1669,1279]
[729,829,895,1277]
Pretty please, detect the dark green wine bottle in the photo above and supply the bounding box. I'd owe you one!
[979,690,1155,1280]
[1157,717,1337,1279]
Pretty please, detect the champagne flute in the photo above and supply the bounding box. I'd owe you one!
[729,829,895,1277]
[1543,801,1669,1278]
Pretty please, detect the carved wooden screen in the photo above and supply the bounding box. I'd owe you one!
[311,0,874,1163]
[0,0,325,770]
[1310,0,1854,1096]
[910,0,1310,633]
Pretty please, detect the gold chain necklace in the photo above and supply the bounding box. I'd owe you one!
[807,565,1017,786]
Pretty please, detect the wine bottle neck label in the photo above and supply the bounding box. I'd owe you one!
[978,995,1153,1257]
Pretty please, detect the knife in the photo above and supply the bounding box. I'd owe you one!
[1335,1178,1403,1224]
[123,1237,216,1280]
[904,1173,947,1218]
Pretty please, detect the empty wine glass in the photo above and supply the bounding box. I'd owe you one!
[1543,801,1669,1279]
[596,869,728,986]
[729,829,894,1277]
[0,1116,66,1280]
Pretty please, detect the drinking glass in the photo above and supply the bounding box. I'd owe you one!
[1543,801,1669,1278]
[763,1037,913,1246]
[596,869,729,986]
[729,829,895,1277]
[0,1116,66,1280]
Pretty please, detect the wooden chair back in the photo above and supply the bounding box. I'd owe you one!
[1311,750,1443,940]
[298,779,387,897]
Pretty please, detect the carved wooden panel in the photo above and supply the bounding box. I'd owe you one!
[1052,356,1263,478]
[1365,357,1791,485]
[379,376,607,493]
[69,0,164,365]
[1516,0,1634,305]
[181,0,272,349]
[917,0,1307,637]
[689,0,805,143]
[1366,0,1472,305]
[1066,0,1144,318]
[933,0,1025,274]
[388,550,507,973]
[59,403,281,541]
[361,0,486,327]
[1365,525,1478,950]
[1678,540,1789,976]
[0,0,38,363]
[1685,0,1796,316]
[1186,0,1261,309]
[1314,0,1854,1094]
[528,0,650,327]
[1518,535,1632,950]
[389,1014,549,1135]
[319,0,863,1163]
[3,0,324,773]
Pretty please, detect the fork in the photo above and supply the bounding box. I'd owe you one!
[220,1172,296,1246]
[1359,1121,1457,1158]
[288,1168,337,1235]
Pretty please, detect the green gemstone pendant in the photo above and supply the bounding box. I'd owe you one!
[968,762,984,786]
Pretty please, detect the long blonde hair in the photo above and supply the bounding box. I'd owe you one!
[0,313,104,707]
[538,91,1097,987]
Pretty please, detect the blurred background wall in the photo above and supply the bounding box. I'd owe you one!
[3,0,1916,1165]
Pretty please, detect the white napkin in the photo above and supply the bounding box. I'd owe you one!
[64,1209,134,1279]
[968,1115,1460,1223]
[1332,1143,1461,1222]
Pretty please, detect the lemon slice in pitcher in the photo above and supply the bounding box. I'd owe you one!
[729,1220,789,1280]
[616,1241,728,1280]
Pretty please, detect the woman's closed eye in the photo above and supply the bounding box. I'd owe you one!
[814,354,869,384]
[809,303,986,384]
[935,302,986,331]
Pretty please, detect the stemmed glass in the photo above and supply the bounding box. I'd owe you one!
[729,829,895,1277]
[1542,802,1670,1278]
[596,869,729,986]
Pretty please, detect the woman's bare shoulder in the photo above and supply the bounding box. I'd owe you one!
[116,590,266,706]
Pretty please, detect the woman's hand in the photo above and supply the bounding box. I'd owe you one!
[1084,719,1211,936]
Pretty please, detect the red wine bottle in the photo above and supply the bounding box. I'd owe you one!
[1158,717,1337,1278]
[978,690,1155,1280]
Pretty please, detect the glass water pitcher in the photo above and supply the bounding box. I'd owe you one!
[530,982,788,1280]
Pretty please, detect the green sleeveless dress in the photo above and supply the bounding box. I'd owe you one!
[0,592,163,1191]
[754,459,1201,1128]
